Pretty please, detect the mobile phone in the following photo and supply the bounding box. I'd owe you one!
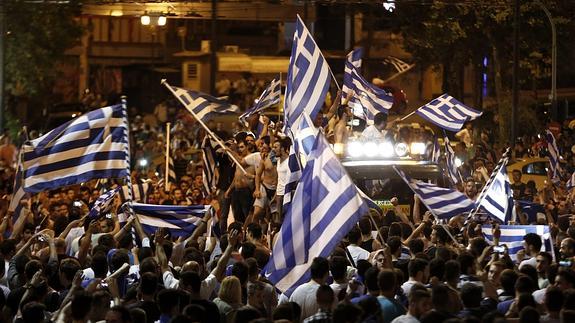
[493,246,505,253]
[73,201,83,207]
[559,260,572,267]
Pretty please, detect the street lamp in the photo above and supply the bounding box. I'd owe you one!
[534,0,557,120]
[140,12,167,27]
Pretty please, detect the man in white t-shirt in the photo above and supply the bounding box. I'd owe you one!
[361,112,388,141]
[346,228,369,266]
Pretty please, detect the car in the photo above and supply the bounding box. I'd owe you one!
[506,157,550,191]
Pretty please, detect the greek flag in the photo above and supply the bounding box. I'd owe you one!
[431,137,440,164]
[342,48,363,102]
[88,187,120,219]
[8,162,27,223]
[394,167,474,219]
[415,94,482,132]
[132,203,212,237]
[482,225,554,262]
[383,56,413,74]
[282,132,303,209]
[349,67,394,121]
[264,133,368,293]
[21,104,129,193]
[546,130,562,183]
[169,86,239,122]
[167,155,177,184]
[295,114,318,157]
[240,78,281,120]
[119,182,151,203]
[444,136,461,185]
[474,156,513,223]
[202,136,218,196]
[284,15,331,129]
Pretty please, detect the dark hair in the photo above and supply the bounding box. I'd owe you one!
[180,271,201,293]
[139,272,158,296]
[556,269,575,288]
[523,233,542,251]
[330,256,348,281]
[544,286,563,312]
[247,223,263,240]
[515,275,536,294]
[0,239,16,257]
[378,269,396,292]
[373,113,388,126]
[156,289,180,314]
[110,250,130,273]
[279,137,292,153]
[310,257,330,280]
[347,227,361,244]
[358,218,372,235]
[139,257,158,275]
[364,267,380,292]
[60,258,81,282]
[316,285,335,306]
[432,225,450,244]
[241,242,256,259]
[387,236,402,255]
[235,306,262,323]
[273,302,301,322]
[517,293,536,312]
[429,258,445,280]
[460,283,482,308]
[457,252,475,275]
[519,306,539,323]
[183,304,205,322]
[407,239,424,255]
[500,269,519,295]
[91,252,108,278]
[109,305,132,323]
[232,261,249,286]
[519,265,538,288]
[71,290,93,320]
[21,302,46,323]
[333,303,363,323]
[443,260,461,281]
[25,260,43,282]
[408,258,428,278]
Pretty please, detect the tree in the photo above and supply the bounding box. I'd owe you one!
[4,0,83,122]
[392,0,575,142]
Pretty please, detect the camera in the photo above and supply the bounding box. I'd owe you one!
[559,260,572,267]
[493,246,505,253]
[73,201,83,208]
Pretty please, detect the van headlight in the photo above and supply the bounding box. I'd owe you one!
[395,143,409,157]
[410,142,426,155]
[379,142,394,158]
[348,141,363,157]
[365,142,378,157]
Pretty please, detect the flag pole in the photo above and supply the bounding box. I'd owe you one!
[161,80,247,175]
[165,122,171,192]
[399,110,417,122]
[120,96,135,221]
[382,64,415,84]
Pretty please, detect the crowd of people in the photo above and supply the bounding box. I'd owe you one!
[0,89,575,323]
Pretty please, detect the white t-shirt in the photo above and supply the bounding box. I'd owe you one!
[361,125,384,141]
[346,245,370,265]
[163,271,219,300]
[276,157,289,196]
[289,280,322,320]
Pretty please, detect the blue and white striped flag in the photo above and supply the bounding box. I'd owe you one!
[431,137,440,164]
[474,157,513,223]
[8,161,28,224]
[88,187,120,219]
[444,136,461,185]
[21,105,129,193]
[282,131,303,210]
[132,203,212,237]
[170,86,239,123]
[415,94,482,132]
[167,155,177,185]
[240,78,281,120]
[394,167,474,219]
[284,15,331,129]
[342,48,363,102]
[119,182,150,204]
[295,114,318,158]
[482,225,554,262]
[349,68,394,121]
[264,133,368,293]
[546,130,562,183]
[202,136,218,196]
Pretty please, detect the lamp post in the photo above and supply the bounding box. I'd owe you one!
[534,0,557,120]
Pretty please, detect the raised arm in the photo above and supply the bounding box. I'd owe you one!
[212,229,239,282]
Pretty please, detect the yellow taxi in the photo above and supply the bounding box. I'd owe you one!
[506,158,550,191]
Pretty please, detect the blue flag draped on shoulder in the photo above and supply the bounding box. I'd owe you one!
[240,78,281,120]
[482,225,553,262]
[132,203,212,237]
[284,15,331,129]
[169,86,239,123]
[444,136,461,185]
[89,187,120,219]
[415,94,482,132]
[21,104,129,193]
[264,133,368,294]
[394,167,474,219]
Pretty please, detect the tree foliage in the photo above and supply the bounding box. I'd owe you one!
[4,0,84,97]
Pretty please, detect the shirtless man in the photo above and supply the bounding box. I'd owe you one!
[225,140,256,223]
[252,139,278,225]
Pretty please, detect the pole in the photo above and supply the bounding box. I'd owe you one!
[511,0,519,147]
[0,3,5,132]
[161,80,247,174]
[210,0,217,95]
[535,0,557,121]
[382,64,416,83]
[165,122,171,192]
